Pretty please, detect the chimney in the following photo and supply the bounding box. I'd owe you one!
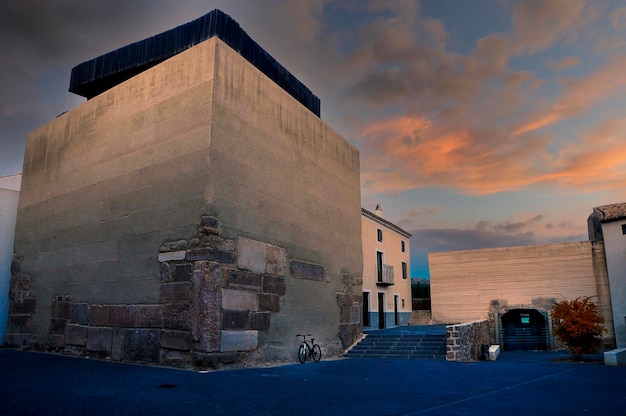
[375,204,382,217]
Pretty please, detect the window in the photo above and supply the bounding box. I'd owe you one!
[377,228,383,242]
[402,262,408,280]
[622,224,626,235]
[401,240,405,253]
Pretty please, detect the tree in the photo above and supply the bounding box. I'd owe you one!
[552,297,605,360]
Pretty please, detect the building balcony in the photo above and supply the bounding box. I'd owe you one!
[376,264,394,286]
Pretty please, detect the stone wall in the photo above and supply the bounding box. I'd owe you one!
[446,320,490,361]
[6,215,357,368]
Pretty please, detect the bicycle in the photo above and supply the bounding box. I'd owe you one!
[296,334,321,363]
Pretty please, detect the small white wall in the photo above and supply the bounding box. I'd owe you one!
[0,174,21,345]
[601,220,626,348]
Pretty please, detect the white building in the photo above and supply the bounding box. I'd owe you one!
[589,203,626,348]
[361,206,412,329]
[0,174,21,344]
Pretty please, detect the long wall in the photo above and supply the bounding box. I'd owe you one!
[601,220,626,348]
[0,174,21,344]
[429,241,615,348]
[6,37,363,367]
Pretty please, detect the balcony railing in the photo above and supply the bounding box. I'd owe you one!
[376,264,394,286]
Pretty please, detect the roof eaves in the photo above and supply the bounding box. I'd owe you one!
[361,208,412,238]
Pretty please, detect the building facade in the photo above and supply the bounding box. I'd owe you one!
[430,241,614,351]
[361,206,412,330]
[588,203,626,348]
[0,174,21,344]
[5,11,363,368]
[430,203,626,352]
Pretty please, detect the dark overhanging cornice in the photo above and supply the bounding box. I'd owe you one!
[68,9,321,117]
[361,208,412,239]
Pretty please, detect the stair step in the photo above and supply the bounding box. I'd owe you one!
[345,330,447,360]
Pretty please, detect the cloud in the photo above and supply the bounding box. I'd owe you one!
[510,0,599,54]
[547,56,581,71]
[409,213,588,278]
[610,6,626,31]
[514,55,626,135]
[332,1,626,198]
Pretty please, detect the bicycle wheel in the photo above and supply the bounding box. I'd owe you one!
[298,343,307,363]
[312,344,321,362]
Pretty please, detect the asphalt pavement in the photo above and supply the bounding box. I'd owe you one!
[0,348,624,415]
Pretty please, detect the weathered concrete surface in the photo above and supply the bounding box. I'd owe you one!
[9,36,362,363]
[430,241,615,348]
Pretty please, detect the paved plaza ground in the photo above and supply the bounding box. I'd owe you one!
[0,347,624,415]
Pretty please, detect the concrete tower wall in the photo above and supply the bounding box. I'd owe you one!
[7,38,362,366]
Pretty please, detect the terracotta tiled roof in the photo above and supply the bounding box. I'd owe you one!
[594,202,626,222]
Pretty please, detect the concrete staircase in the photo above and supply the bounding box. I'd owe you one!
[345,332,447,360]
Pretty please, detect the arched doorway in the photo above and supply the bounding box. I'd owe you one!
[500,309,549,351]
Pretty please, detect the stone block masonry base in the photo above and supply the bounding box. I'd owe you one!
[4,215,347,369]
[446,320,490,361]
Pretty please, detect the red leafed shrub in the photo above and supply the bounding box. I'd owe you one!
[552,297,605,360]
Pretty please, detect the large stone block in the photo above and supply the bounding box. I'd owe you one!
[65,324,88,346]
[222,289,258,311]
[201,235,236,252]
[9,298,36,314]
[108,305,134,327]
[339,323,359,349]
[220,330,258,352]
[222,268,262,289]
[160,282,191,304]
[163,303,191,331]
[158,250,186,262]
[8,315,31,333]
[191,351,238,370]
[89,305,110,326]
[87,327,113,352]
[70,303,90,325]
[54,301,71,319]
[259,294,280,312]
[186,247,236,263]
[160,330,192,351]
[222,310,251,330]
[191,261,221,352]
[250,312,270,331]
[265,244,286,276]
[171,263,193,282]
[50,334,65,349]
[134,305,164,328]
[110,328,125,361]
[238,237,266,274]
[50,318,67,334]
[160,262,172,282]
[290,260,325,282]
[262,276,286,295]
[122,329,161,363]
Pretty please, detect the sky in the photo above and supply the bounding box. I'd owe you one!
[2,0,626,279]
